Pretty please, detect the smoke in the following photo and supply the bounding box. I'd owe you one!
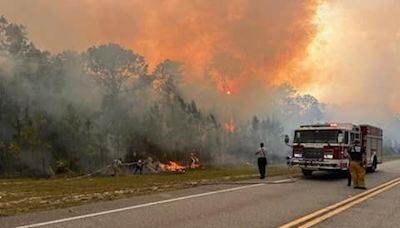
[299,0,400,141]
[0,0,319,120]
[3,1,398,124]
[1,0,399,170]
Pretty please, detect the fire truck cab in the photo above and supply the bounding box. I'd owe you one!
[286,123,383,176]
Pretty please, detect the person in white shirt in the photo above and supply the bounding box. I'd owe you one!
[255,142,267,179]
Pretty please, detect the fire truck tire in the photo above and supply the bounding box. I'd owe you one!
[368,157,378,173]
[301,169,313,176]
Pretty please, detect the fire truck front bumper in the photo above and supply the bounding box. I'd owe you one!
[289,159,349,171]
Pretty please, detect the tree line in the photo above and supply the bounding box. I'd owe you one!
[0,16,325,176]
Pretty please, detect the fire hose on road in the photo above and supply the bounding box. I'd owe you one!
[255,158,298,185]
[208,157,298,186]
[68,157,298,185]
[69,162,138,180]
[261,159,298,184]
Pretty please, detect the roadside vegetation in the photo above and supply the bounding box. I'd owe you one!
[0,165,299,216]
[0,13,398,218]
[0,16,324,177]
[383,146,400,161]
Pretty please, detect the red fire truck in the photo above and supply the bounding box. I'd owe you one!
[285,123,383,176]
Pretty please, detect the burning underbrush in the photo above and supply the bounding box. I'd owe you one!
[157,154,200,173]
[158,161,187,173]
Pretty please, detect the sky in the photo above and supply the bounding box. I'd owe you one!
[307,1,400,119]
[0,0,399,128]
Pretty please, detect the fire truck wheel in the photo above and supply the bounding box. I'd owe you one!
[301,169,313,176]
[368,157,378,173]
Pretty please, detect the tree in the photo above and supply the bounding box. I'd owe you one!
[84,43,148,107]
[0,16,34,57]
[274,84,325,128]
[19,110,51,173]
[152,60,182,98]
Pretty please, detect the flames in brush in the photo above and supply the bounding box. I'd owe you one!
[225,117,235,133]
[159,161,186,173]
[159,155,201,172]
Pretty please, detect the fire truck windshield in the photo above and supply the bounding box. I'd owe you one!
[293,130,343,143]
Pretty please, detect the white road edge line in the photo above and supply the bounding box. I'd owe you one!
[15,183,265,228]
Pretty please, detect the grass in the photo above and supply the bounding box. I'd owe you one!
[383,153,400,161]
[0,165,299,216]
[383,148,400,161]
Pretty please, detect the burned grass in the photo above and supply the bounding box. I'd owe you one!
[0,165,299,216]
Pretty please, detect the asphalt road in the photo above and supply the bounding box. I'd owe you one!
[2,160,400,228]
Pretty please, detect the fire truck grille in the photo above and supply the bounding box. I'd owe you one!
[303,148,324,159]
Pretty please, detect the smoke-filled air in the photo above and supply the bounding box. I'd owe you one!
[0,0,399,175]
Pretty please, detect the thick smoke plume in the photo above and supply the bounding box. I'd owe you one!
[1,0,399,176]
[0,0,319,118]
[299,0,400,141]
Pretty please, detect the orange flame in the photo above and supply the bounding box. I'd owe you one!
[5,1,320,94]
[159,161,186,172]
[207,68,239,95]
[225,117,235,133]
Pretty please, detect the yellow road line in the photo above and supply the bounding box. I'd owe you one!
[299,180,400,227]
[279,177,400,228]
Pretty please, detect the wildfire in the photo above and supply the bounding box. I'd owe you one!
[208,68,239,95]
[225,117,235,133]
[159,155,201,172]
[159,161,186,173]
[5,1,321,96]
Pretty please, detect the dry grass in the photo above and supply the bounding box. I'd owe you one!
[0,165,299,216]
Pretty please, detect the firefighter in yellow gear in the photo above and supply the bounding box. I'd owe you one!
[349,141,367,190]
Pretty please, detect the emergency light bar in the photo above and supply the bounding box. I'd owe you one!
[299,123,357,131]
[300,123,338,128]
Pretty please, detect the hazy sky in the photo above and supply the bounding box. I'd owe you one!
[309,1,400,121]
[0,0,317,86]
[0,0,399,124]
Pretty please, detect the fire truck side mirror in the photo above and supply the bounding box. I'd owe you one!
[284,135,290,144]
[337,133,344,143]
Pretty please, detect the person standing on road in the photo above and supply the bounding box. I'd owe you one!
[255,142,267,179]
[349,141,367,189]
